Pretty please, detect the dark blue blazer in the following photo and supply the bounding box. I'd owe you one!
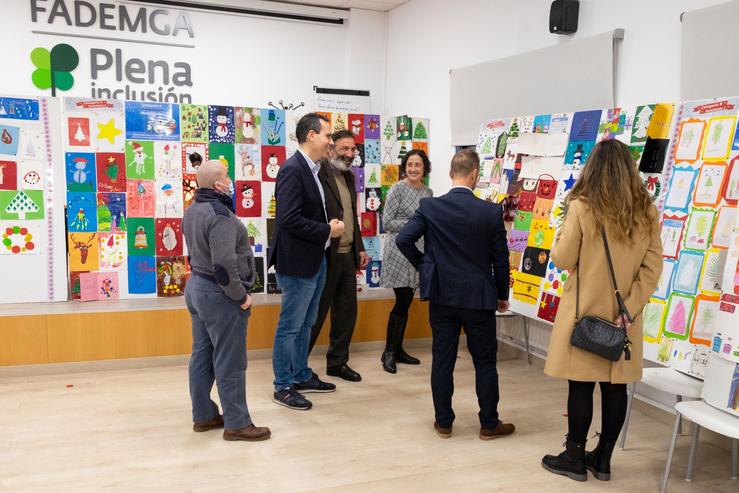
[268,151,330,277]
[396,187,510,311]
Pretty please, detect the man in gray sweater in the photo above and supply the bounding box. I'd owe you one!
[182,160,270,442]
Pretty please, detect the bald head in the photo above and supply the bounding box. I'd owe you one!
[197,160,229,190]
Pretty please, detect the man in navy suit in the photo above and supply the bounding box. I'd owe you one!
[269,113,345,411]
[396,149,515,440]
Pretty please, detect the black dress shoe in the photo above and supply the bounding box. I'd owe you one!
[294,374,336,393]
[327,364,362,382]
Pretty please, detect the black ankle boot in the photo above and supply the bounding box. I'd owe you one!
[585,434,617,481]
[381,315,401,374]
[542,436,587,482]
[395,315,420,365]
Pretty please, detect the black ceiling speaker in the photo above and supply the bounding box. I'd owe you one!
[550,0,579,34]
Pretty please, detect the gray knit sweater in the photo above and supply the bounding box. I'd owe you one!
[183,188,255,303]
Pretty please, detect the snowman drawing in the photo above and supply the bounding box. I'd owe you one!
[352,148,362,167]
[215,109,229,138]
[130,142,147,175]
[370,263,380,285]
[241,184,255,210]
[242,112,254,140]
[366,189,381,211]
[266,153,280,179]
[72,157,89,184]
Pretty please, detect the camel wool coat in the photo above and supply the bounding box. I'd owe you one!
[543,199,663,384]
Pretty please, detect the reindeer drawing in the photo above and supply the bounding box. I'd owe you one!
[70,233,96,264]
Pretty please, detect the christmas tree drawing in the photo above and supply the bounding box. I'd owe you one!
[509,118,520,138]
[383,120,394,140]
[97,201,112,231]
[413,121,428,140]
[697,306,714,332]
[369,168,378,185]
[632,106,652,141]
[668,301,687,335]
[74,123,87,143]
[481,137,493,155]
[267,194,276,218]
[397,141,408,161]
[5,191,39,220]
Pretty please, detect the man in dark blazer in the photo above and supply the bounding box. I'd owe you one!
[308,130,370,382]
[396,149,516,440]
[269,113,345,411]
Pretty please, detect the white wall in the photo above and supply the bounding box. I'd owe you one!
[384,0,732,194]
[0,0,385,112]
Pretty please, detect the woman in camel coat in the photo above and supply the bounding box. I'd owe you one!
[541,140,663,483]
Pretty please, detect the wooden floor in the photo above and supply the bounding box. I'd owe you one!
[0,344,736,493]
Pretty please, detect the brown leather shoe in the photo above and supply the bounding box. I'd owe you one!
[223,424,272,442]
[193,414,224,432]
[434,422,452,438]
[480,421,515,440]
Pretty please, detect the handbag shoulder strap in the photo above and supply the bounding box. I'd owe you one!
[601,228,633,322]
[575,228,632,323]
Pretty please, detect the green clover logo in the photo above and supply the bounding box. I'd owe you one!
[31,44,79,96]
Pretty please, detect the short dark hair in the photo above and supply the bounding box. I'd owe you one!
[296,113,330,143]
[331,129,355,143]
[450,149,479,177]
[400,149,431,178]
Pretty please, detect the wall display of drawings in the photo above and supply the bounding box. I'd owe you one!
[477,96,739,379]
[640,98,739,377]
[0,95,67,303]
[61,98,429,299]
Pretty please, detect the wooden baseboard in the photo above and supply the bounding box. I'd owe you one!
[0,299,430,366]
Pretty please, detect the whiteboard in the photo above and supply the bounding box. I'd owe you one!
[450,30,621,146]
[314,87,371,113]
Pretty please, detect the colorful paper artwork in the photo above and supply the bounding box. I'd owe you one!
[702,116,736,161]
[67,117,91,147]
[683,208,716,251]
[542,259,568,296]
[663,293,695,340]
[381,165,399,186]
[235,181,261,218]
[723,156,739,205]
[125,140,155,180]
[521,247,549,277]
[155,218,183,256]
[128,256,156,294]
[507,229,529,252]
[365,115,381,140]
[98,232,127,271]
[240,217,267,256]
[97,192,126,232]
[675,119,705,162]
[208,105,235,143]
[125,102,179,141]
[0,125,21,155]
[693,162,727,207]
[261,146,285,182]
[712,206,737,249]
[66,192,96,231]
[661,214,687,258]
[366,260,381,287]
[365,140,381,165]
[643,299,667,342]
[157,256,188,297]
[689,295,720,345]
[528,219,555,249]
[0,223,40,255]
[261,109,285,146]
[235,144,261,180]
[65,152,96,192]
[96,152,126,192]
[512,272,542,304]
[698,248,727,295]
[79,271,119,301]
[126,180,155,217]
[154,141,182,180]
[0,161,18,190]
[234,107,260,145]
[654,258,676,300]
[127,217,155,257]
[180,104,209,142]
[537,292,560,322]
[182,142,208,176]
[672,250,705,295]
[155,180,184,218]
[664,168,698,213]
[68,232,99,271]
[0,98,40,120]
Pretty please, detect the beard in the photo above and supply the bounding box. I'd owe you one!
[330,156,352,172]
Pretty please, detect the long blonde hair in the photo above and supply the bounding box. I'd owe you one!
[566,139,656,242]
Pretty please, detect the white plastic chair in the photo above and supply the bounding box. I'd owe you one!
[660,400,739,492]
[620,367,704,449]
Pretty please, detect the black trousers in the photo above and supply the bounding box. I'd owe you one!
[309,252,358,367]
[567,380,628,443]
[429,303,499,429]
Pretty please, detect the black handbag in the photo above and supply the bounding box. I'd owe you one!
[570,229,633,362]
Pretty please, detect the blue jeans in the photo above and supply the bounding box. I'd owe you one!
[273,256,327,391]
[186,275,252,430]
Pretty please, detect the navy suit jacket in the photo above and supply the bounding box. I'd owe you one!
[268,151,330,277]
[395,187,510,311]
